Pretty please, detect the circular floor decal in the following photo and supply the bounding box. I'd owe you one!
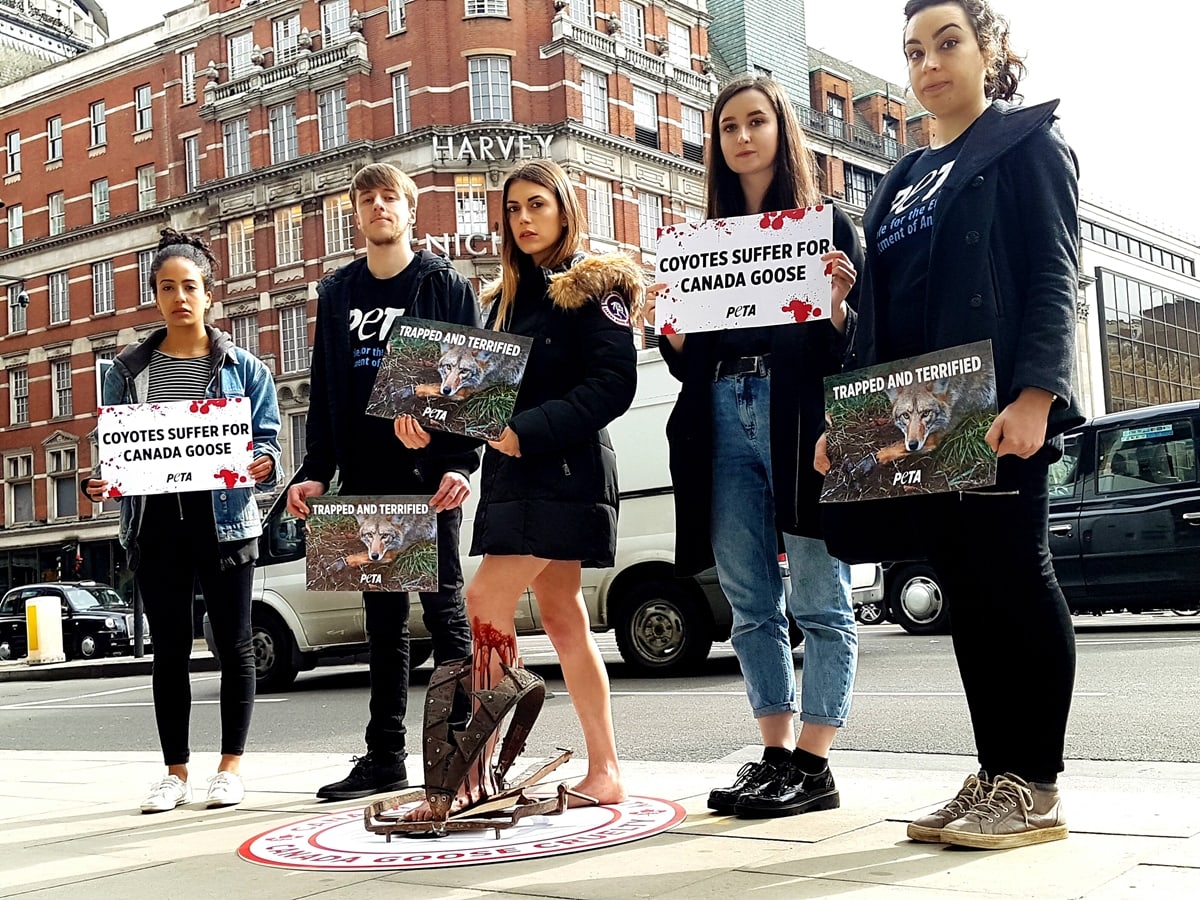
[238,795,686,871]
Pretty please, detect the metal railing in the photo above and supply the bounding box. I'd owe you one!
[796,104,918,162]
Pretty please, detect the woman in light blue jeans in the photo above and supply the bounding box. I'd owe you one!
[651,76,862,819]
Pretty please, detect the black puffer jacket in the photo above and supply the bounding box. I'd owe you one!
[470,252,644,567]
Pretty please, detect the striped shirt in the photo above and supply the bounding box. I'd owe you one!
[146,351,212,403]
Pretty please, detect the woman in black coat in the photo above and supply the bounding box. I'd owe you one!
[466,159,642,812]
[822,0,1082,851]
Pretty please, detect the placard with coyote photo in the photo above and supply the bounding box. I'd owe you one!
[365,318,533,441]
[305,496,438,592]
[821,340,998,502]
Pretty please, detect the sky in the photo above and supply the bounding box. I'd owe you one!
[106,0,1200,242]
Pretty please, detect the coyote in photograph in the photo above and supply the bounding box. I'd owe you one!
[875,373,997,465]
[346,513,436,567]
[414,344,522,399]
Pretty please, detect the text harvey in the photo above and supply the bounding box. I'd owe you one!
[653,206,834,334]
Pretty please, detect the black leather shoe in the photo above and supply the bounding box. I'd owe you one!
[707,760,780,813]
[317,751,409,800]
[734,764,840,818]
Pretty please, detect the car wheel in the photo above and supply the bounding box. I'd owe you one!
[614,578,714,676]
[856,601,887,626]
[887,564,950,635]
[1171,606,1200,616]
[75,631,101,660]
[410,639,433,668]
[252,607,299,692]
[0,640,14,661]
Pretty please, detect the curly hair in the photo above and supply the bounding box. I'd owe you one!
[904,0,1025,102]
[148,227,219,293]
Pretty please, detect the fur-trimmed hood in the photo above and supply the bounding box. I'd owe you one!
[481,252,646,323]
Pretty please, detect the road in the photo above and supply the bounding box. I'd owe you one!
[2,613,1197,767]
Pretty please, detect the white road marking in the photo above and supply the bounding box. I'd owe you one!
[609,690,1108,698]
[0,698,288,710]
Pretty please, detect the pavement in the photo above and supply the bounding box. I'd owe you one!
[2,657,1199,898]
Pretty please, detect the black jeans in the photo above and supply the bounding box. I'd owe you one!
[135,493,256,766]
[362,505,472,754]
[925,455,1077,783]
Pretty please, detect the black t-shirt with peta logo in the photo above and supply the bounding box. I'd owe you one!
[874,127,971,358]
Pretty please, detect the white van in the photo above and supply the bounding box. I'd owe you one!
[215,351,878,689]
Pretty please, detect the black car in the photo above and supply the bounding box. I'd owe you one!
[0,581,152,661]
[881,400,1200,634]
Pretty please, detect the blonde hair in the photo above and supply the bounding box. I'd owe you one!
[348,163,418,208]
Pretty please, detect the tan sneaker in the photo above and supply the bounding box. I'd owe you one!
[941,773,1068,849]
[907,770,990,842]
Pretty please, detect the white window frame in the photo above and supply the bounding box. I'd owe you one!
[289,412,307,473]
[232,313,259,357]
[469,56,512,122]
[633,88,657,130]
[137,165,156,210]
[681,105,705,146]
[274,205,304,266]
[90,100,106,146]
[393,71,411,135]
[50,447,79,519]
[135,84,152,132]
[684,203,704,224]
[318,87,348,150]
[5,451,34,525]
[273,14,301,62]
[92,260,114,314]
[48,191,65,235]
[323,195,354,254]
[269,102,298,163]
[279,305,310,373]
[227,217,255,276]
[10,368,29,425]
[321,0,351,44]
[49,271,69,324]
[52,360,73,419]
[228,30,254,79]
[580,68,608,131]
[388,0,407,31]
[620,1,644,47]
[8,284,26,334]
[184,135,200,191]
[7,205,22,248]
[454,174,488,234]
[668,21,691,69]
[139,249,156,305]
[466,0,508,15]
[569,0,594,28]
[47,116,62,160]
[585,176,613,240]
[5,130,19,174]
[637,192,662,249]
[223,117,250,177]
[91,178,109,223]
[181,51,196,104]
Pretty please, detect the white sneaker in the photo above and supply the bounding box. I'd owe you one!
[141,775,191,813]
[206,771,245,808]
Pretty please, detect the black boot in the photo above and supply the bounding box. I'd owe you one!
[316,750,408,800]
[707,760,782,813]
[734,764,840,818]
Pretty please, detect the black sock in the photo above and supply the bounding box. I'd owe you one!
[791,748,828,775]
[762,746,792,766]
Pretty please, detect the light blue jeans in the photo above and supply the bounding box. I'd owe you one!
[710,370,857,727]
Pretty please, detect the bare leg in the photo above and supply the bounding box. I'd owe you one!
[758,712,796,751]
[531,561,626,805]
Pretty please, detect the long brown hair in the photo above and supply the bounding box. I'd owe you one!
[903,0,1025,101]
[706,76,821,218]
[491,159,585,330]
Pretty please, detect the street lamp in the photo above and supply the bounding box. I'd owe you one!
[0,272,29,308]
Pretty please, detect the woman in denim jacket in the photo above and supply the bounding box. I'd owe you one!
[82,229,280,814]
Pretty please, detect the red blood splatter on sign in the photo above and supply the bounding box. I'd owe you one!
[661,320,677,335]
[825,262,834,276]
[246,441,254,451]
[781,299,816,322]
[215,469,240,489]
[759,208,809,230]
[108,487,123,498]
[189,401,200,413]
[815,204,824,212]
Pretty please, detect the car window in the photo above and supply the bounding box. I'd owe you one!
[64,586,125,610]
[1096,419,1195,494]
[269,508,306,559]
[1048,435,1082,499]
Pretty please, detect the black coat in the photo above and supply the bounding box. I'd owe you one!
[470,253,644,567]
[662,204,865,577]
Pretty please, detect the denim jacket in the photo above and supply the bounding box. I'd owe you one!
[87,326,281,569]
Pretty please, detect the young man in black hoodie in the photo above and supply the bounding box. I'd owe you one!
[287,163,481,800]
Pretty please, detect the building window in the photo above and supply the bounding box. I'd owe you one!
[232,313,259,357]
[637,193,662,249]
[92,260,114,314]
[5,130,19,174]
[466,0,507,15]
[580,68,608,131]
[275,205,304,266]
[49,271,69,324]
[91,178,109,223]
[393,72,411,135]
[454,174,488,234]
[585,176,613,240]
[633,87,658,148]
[181,51,196,103]
[318,87,349,150]
[48,191,65,235]
[668,21,691,68]
[46,116,62,160]
[321,0,351,43]
[227,217,255,276]
[620,1,644,47]
[684,203,704,224]
[223,117,250,177]
[9,368,29,426]
[843,165,881,208]
[681,104,704,163]
[90,100,106,146]
[52,361,73,419]
[5,453,34,524]
[228,30,254,78]
[184,135,200,191]
[139,249,155,305]
[137,165,157,210]
[469,56,512,122]
[290,413,307,473]
[273,14,301,62]
[389,0,407,31]
[6,205,22,248]
[825,94,845,138]
[324,195,354,254]
[279,306,310,373]
[8,284,26,334]
[569,0,594,27]
[135,84,152,132]
[269,102,298,163]
[49,445,78,519]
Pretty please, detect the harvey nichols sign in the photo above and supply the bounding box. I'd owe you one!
[432,132,554,161]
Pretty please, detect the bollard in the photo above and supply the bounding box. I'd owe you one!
[25,596,67,666]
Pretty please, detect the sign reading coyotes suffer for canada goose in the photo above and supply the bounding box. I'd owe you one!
[365,318,533,441]
[652,206,833,334]
[305,496,438,592]
[821,341,999,502]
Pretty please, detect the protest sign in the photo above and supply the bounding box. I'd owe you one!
[366,318,533,441]
[97,398,254,497]
[821,341,998,502]
[305,496,438,592]
[653,206,833,334]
